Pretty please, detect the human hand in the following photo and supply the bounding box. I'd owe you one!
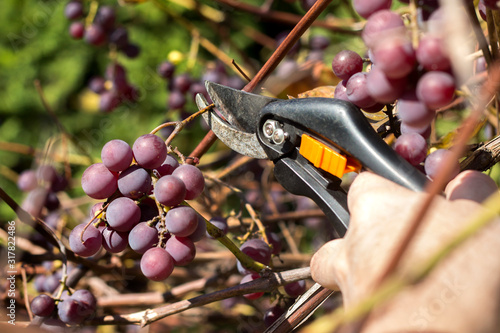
[311,172,500,332]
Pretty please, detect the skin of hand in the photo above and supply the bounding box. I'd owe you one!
[311,172,500,333]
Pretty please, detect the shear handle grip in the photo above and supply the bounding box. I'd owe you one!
[260,98,428,192]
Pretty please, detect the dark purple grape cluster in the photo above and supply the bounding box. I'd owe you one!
[65,1,140,57]
[64,2,140,112]
[73,135,207,281]
[18,165,67,226]
[157,61,245,111]
[31,289,97,326]
[88,63,139,112]
[332,1,460,178]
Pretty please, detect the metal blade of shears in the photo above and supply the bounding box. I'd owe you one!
[205,81,277,133]
[196,94,268,159]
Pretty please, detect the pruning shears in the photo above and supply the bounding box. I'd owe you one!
[197,81,428,237]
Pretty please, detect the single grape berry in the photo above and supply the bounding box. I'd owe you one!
[371,35,416,79]
[424,149,460,182]
[346,72,377,109]
[157,61,175,79]
[117,165,152,199]
[393,133,428,166]
[17,170,38,192]
[206,216,228,239]
[101,139,133,172]
[129,222,159,254]
[165,236,196,266]
[264,305,285,327]
[284,280,307,298]
[154,154,179,177]
[57,299,86,325]
[361,10,405,48]
[171,164,205,200]
[331,50,363,81]
[168,90,187,110]
[352,0,392,19]
[366,66,407,104]
[106,197,141,232]
[132,134,168,169]
[71,289,97,316]
[64,1,84,20]
[140,247,175,281]
[84,24,106,46]
[396,91,435,128]
[69,21,85,39]
[99,91,121,112]
[154,175,186,207]
[89,76,106,94]
[189,215,207,242]
[81,163,118,199]
[101,227,129,253]
[166,206,199,237]
[31,294,55,317]
[416,71,455,110]
[69,224,102,257]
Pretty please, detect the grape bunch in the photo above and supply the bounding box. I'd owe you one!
[64,1,140,112]
[71,134,207,281]
[331,1,462,182]
[31,289,97,326]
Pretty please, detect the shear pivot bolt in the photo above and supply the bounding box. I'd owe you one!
[272,128,288,144]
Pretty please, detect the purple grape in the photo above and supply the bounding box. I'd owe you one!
[241,273,263,300]
[171,164,205,200]
[109,27,129,48]
[237,238,272,274]
[64,1,84,20]
[154,154,179,177]
[69,224,102,257]
[101,227,129,253]
[165,206,199,237]
[416,71,455,110]
[168,90,187,110]
[84,24,106,46]
[331,50,363,81]
[69,21,85,39]
[310,35,330,50]
[89,76,106,94]
[36,165,58,184]
[117,165,152,199]
[81,163,118,199]
[43,273,60,293]
[346,72,377,109]
[34,275,46,292]
[157,61,175,79]
[416,34,451,71]
[361,10,405,48]
[424,149,460,181]
[396,91,435,127]
[129,222,159,254]
[122,43,140,58]
[372,36,416,79]
[99,91,121,112]
[45,191,60,211]
[353,0,392,19]
[31,294,55,317]
[264,305,285,327]
[95,5,116,31]
[154,175,186,206]
[206,216,228,239]
[17,170,37,192]
[334,80,349,101]
[106,197,141,232]
[57,299,86,325]
[172,74,192,94]
[188,215,207,242]
[165,236,196,266]
[284,280,307,297]
[140,247,175,281]
[366,66,407,103]
[266,231,282,255]
[393,133,428,166]
[132,134,168,169]
[476,56,487,73]
[400,122,431,140]
[71,289,97,318]
[101,139,133,172]
[22,188,47,217]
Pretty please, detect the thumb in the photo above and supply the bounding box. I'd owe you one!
[310,238,348,291]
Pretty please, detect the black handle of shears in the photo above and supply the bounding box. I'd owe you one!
[258,98,428,236]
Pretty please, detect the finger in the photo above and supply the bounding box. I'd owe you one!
[310,239,347,291]
[445,170,499,203]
